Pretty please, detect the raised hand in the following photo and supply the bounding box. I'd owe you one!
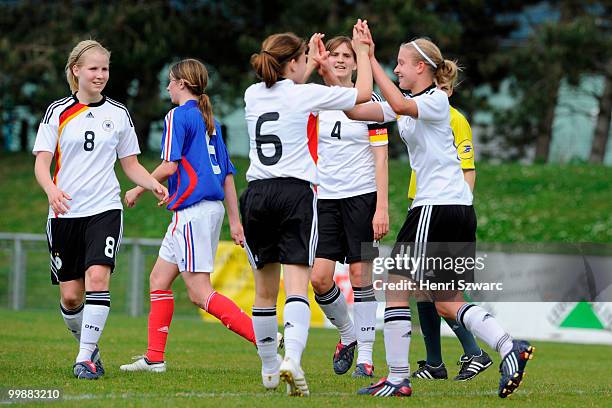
[352,18,370,56]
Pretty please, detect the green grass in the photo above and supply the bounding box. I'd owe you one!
[1,308,610,407]
[1,152,611,243]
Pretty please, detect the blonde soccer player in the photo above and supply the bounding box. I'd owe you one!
[33,40,168,379]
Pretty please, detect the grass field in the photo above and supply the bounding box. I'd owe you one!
[1,152,611,244]
[1,308,611,407]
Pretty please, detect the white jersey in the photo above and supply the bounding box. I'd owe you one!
[317,94,388,199]
[33,94,140,218]
[244,79,358,184]
[378,85,472,208]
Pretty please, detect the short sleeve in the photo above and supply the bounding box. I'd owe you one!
[300,84,358,112]
[32,123,58,155]
[451,108,475,169]
[160,109,186,162]
[376,101,399,123]
[414,90,448,122]
[116,116,141,158]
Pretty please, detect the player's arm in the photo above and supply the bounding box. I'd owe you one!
[223,174,245,247]
[463,169,475,192]
[344,102,384,122]
[120,156,171,207]
[34,151,71,215]
[372,145,389,240]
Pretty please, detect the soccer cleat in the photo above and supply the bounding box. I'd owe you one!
[352,363,375,378]
[279,356,309,397]
[91,346,105,377]
[262,354,283,390]
[73,360,100,380]
[498,340,535,398]
[357,377,412,397]
[333,340,357,375]
[119,356,166,373]
[454,350,493,381]
[411,360,448,379]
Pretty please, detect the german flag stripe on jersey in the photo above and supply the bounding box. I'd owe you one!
[53,103,89,185]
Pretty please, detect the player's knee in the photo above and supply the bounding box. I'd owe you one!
[149,271,171,291]
[434,303,453,319]
[61,292,84,309]
[310,271,333,295]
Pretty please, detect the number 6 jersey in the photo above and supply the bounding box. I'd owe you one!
[244,79,358,184]
[33,94,140,218]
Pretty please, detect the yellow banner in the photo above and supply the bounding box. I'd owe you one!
[198,241,327,327]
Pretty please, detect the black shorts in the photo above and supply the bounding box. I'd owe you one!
[390,204,476,287]
[239,178,316,269]
[46,209,123,284]
[316,191,379,263]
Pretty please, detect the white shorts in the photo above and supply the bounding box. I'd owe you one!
[159,200,225,273]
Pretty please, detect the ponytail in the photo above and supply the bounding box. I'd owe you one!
[435,59,459,94]
[251,33,306,88]
[198,93,215,136]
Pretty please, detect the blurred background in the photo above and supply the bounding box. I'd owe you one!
[0,1,610,339]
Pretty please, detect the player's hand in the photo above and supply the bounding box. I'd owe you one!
[230,221,245,247]
[361,20,375,59]
[151,181,169,206]
[352,18,371,56]
[46,185,71,215]
[307,33,325,67]
[124,188,142,208]
[372,207,389,241]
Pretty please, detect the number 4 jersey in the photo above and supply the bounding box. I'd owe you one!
[33,94,140,219]
[244,79,358,184]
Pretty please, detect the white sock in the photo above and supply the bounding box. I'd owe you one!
[76,291,110,363]
[61,302,84,341]
[383,307,411,384]
[252,306,279,373]
[283,295,310,365]
[315,283,356,345]
[353,285,377,365]
[457,304,513,357]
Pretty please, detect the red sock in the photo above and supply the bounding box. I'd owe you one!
[205,291,256,344]
[146,290,174,362]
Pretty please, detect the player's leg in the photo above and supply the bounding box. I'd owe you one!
[412,300,448,379]
[280,264,311,396]
[311,198,357,375]
[73,209,122,379]
[349,261,377,377]
[344,192,379,378]
[59,279,85,342]
[252,263,282,389]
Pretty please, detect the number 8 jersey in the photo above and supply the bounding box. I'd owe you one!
[244,79,358,184]
[33,94,140,218]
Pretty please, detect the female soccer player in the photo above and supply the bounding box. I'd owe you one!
[410,84,492,382]
[310,35,388,379]
[33,40,168,380]
[242,23,372,396]
[346,23,534,398]
[119,59,257,373]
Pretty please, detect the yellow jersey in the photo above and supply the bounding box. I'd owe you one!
[408,105,475,200]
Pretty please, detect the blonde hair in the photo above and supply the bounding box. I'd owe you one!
[401,38,459,92]
[250,33,306,88]
[169,59,215,136]
[65,40,111,93]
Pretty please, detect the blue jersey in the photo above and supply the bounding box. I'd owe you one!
[160,100,236,211]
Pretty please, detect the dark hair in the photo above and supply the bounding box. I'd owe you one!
[250,32,306,88]
[169,59,215,136]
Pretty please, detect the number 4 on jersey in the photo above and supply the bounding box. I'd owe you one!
[331,121,341,140]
